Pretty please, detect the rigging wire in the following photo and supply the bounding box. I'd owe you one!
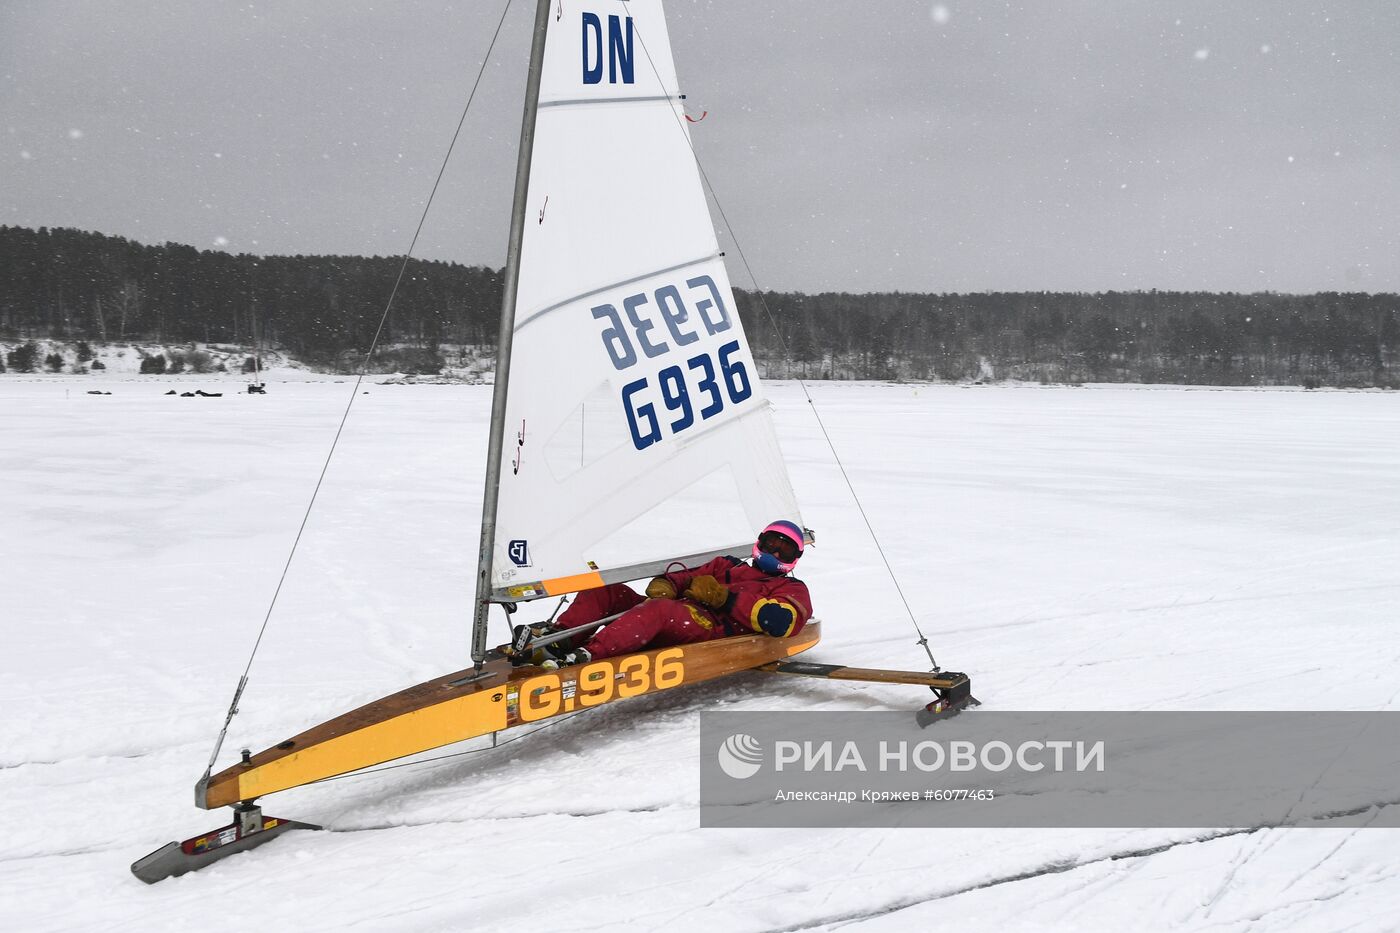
[619,1,942,671]
[201,0,519,779]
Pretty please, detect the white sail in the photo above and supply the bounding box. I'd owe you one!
[490,0,800,596]
[488,0,801,600]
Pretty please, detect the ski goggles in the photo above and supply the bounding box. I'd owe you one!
[756,530,801,564]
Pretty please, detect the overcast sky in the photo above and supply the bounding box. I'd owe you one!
[3,1,1398,293]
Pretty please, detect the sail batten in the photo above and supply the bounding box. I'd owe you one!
[487,0,802,601]
[515,251,722,333]
[538,93,683,109]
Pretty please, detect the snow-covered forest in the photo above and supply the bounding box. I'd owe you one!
[4,225,1397,386]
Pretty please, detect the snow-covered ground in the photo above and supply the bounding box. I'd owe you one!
[3,379,1398,931]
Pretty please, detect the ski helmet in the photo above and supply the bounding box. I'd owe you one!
[752,520,804,575]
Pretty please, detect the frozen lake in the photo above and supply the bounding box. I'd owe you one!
[2,378,1398,931]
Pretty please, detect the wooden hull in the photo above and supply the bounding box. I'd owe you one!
[201,622,821,809]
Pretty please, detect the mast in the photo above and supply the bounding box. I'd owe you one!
[471,0,553,666]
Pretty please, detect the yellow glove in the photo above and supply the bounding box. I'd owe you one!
[645,577,677,600]
[684,574,730,610]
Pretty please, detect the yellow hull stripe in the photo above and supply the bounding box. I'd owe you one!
[206,622,822,806]
[234,687,509,801]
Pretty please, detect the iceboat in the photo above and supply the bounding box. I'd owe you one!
[133,0,974,884]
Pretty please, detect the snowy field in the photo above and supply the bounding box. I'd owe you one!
[3,378,1398,931]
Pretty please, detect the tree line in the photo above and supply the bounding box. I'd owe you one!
[3,225,1396,386]
[0,225,501,365]
[735,289,1400,387]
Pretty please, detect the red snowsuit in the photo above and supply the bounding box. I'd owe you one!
[555,556,813,660]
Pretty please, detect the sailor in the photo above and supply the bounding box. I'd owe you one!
[541,520,812,664]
